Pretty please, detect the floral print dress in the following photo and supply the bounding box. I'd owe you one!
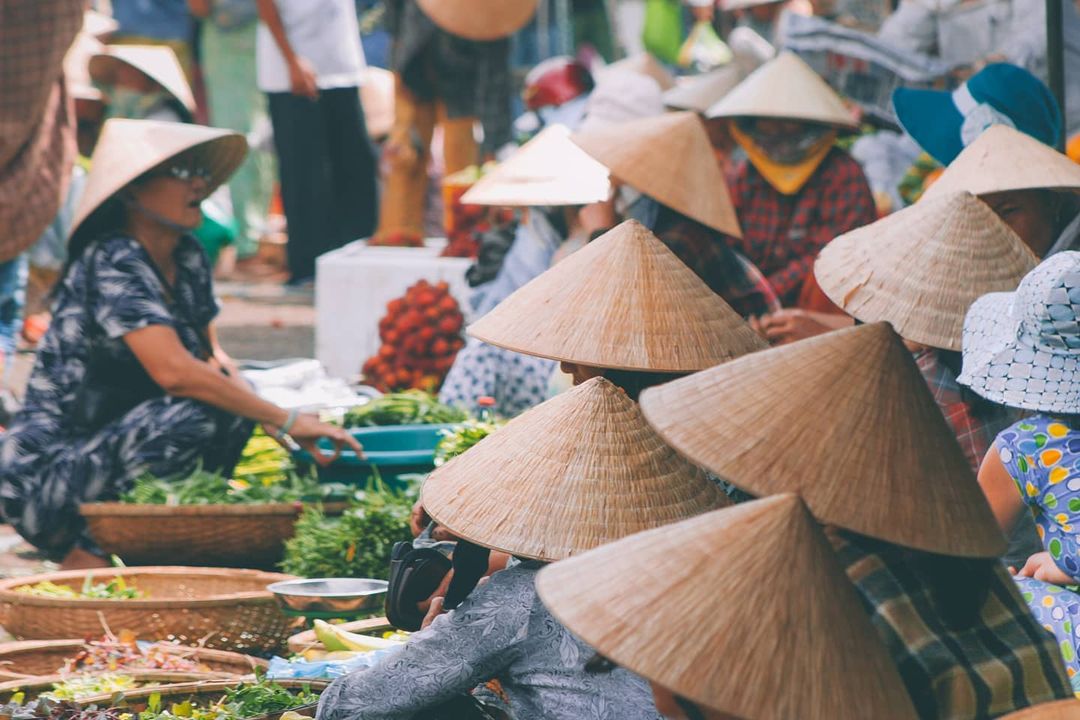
[316,561,662,720]
[0,235,252,560]
[998,414,1080,694]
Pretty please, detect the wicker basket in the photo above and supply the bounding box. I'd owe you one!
[77,679,327,718]
[79,503,305,570]
[0,567,300,655]
[0,640,268,682]
[0,672,221,703]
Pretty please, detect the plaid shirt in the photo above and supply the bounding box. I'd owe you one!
[731,147,876,305]
[915,349,1018,475]
[657,215,781,319]
[833,533,1073,720]
[0,0,81,262]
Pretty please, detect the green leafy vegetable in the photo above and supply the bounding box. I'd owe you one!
[233,428,294,485]
[120,467,350,506]
[343,391,467,428]
[433,420,501,466]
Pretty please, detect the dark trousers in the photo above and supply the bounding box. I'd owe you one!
[267,87,379,281]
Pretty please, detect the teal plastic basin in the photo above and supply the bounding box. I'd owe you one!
[294,424,457,486]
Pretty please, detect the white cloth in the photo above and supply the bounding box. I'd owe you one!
[256,0,365,93]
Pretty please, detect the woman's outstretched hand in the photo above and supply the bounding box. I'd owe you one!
[286,413,364,466]
[1013,551,1079,586]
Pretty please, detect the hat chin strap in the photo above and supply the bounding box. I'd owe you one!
[123,194,200,234]
[952,83,1016,147]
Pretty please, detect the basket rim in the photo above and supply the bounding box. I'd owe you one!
[0,671,233,695]
[75,678,329,708]
[0,639,270,667]
[79,503,305,517]
[0,566,295,608]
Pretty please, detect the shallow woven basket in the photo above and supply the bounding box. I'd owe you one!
[0,567,299,655]
[79,503,307,570]
[0,639,267,681]
[0,671,220,703]
[76,678,327,718]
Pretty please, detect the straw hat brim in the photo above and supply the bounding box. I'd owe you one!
[706,51,858,129]
[662,66,743,114]
[536,495,919,720]
[421,377,729,561]
[417,0,538,40]
[639,322,1008,558]
[467,220,767,372]
[90,47,196,112]
[70,120,248,239]
[998,700,1080,719]
[922,124,1080,200]
[814,191,1038,351]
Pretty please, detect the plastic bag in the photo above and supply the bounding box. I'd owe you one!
[678,21,733,71]
[642,0,684,65]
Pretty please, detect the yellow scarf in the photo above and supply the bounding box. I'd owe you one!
[731,124,837,196]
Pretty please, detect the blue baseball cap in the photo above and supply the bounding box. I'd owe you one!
[892,63,1063,165]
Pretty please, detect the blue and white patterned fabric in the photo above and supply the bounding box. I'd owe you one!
[316,561,662,720]
[0,234,252,559]
[960,252,1080,414]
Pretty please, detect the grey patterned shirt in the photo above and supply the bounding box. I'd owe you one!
[316,562,662,720]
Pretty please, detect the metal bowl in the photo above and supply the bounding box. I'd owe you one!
[267,578,389,614]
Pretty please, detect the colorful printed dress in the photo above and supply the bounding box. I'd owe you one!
[997,414,1080,694]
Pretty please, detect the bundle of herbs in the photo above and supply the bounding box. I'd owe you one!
[120,468,350,506]
[342,392,466,428]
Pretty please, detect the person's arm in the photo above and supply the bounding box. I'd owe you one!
[977,446,1027,535]
[254,0,318,98]
[316,570,529,720]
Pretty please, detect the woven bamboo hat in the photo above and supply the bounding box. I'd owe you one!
[999,700,1080,719]
[467,220,767,371]
[662,66,743,114]
[417,0,538,40]
[537,494,919,720]
[71,119,247,239]
[815,191,1038,351]
[461,124,610,206]
[572,112,742,237]
[923,125,1080,201]
[707,51,857,129]
[90,45,196,114]
[598,53,677,91]
[639,322,1008,558]
[422,377,729,561]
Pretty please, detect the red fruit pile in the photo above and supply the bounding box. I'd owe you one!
[362,279,465,392]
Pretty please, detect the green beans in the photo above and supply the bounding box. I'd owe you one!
[343,391,468,428]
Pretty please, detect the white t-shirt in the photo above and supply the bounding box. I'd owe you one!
[256,0,366,93]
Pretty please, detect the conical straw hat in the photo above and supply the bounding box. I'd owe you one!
[999,700,1080,719]
[422,377,729,561]
[706,51,857,129]
[537,494,919,720]
[71,119,247,238]
[461,124,610,206]
[639,322,1008,558]
[662,66,743,114]
[467,220,767,372]
[90,45,196,113]
[417,0,538,40]
[572,112,742,237]
[923,125,1080,201]
[814,191,1038,351]
[598,53,676,91]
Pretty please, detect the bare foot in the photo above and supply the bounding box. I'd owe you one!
[59,547,110,571]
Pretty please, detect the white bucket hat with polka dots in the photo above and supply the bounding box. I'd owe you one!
[959,251,1080,413]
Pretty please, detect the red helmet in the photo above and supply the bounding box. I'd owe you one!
[523,56,594,111]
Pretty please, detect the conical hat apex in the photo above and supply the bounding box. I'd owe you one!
[815,190,1038,350]
[663,66,743,114]
[90,44,196,113]
[461,125,610,206]
[537,494,919,720]
[467,219,766,372]
[422,377,729,561]
[639,322,1007,557]
[71,119,247,238]
[923,125,1080,200]
[417,0,538,40]
[572,112,742,237]
[707,51,857,129]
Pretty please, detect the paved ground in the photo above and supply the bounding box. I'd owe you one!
[0,279,316,590]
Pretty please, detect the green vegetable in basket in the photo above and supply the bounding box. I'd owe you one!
[281,477,415,579]
[121,467,350,506]
[41,674,138,701]
[134,677,318,720]
[343,391,467,428]
[233,428,294,484]
[16,575,143,600]
[433,420,501,466]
